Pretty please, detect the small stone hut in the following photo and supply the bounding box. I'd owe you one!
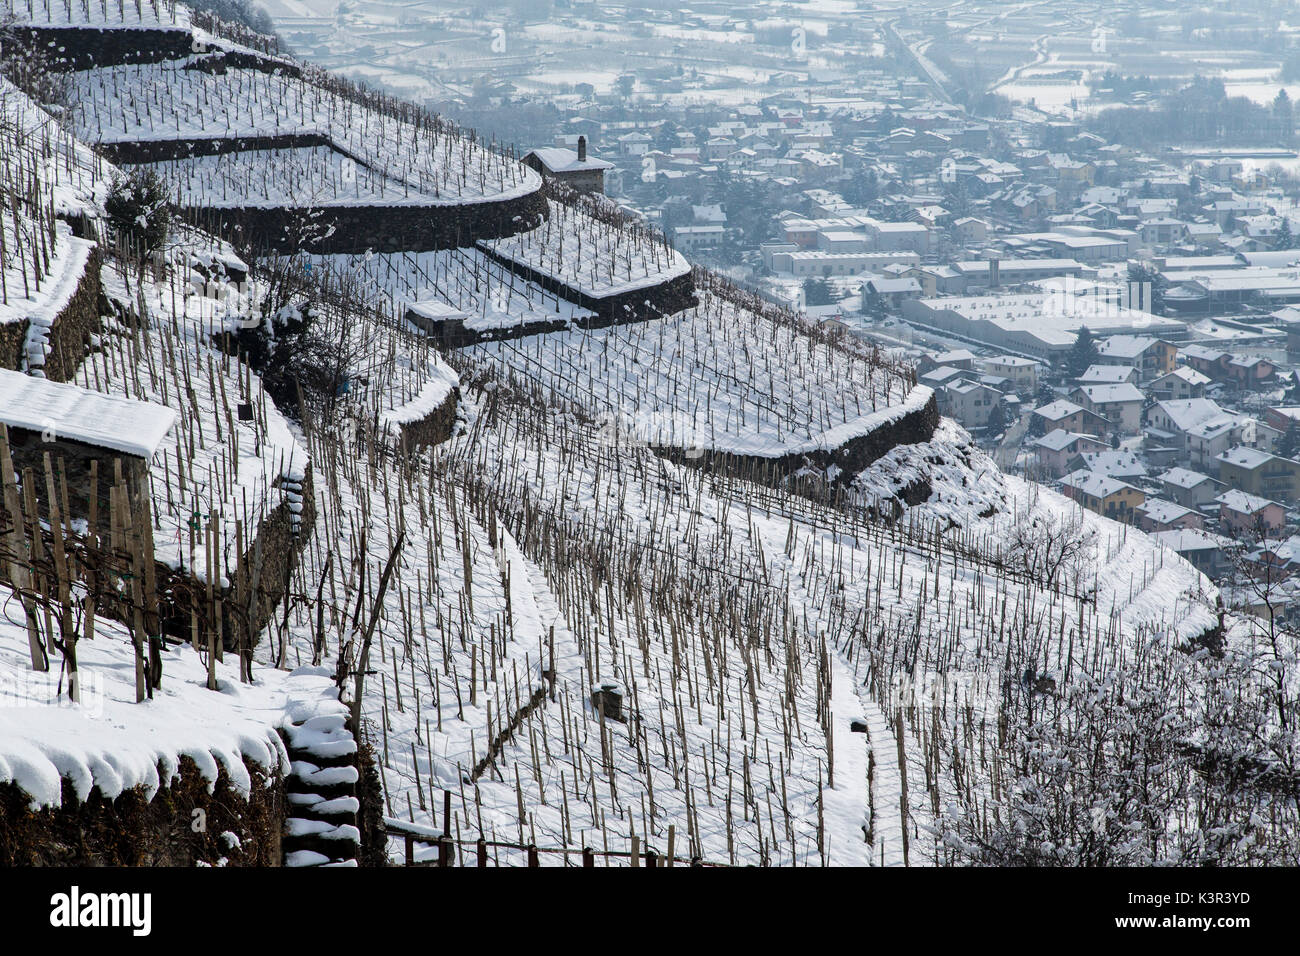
[0,369,177,531]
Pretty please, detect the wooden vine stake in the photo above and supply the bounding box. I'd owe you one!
[351,530,406,732]
[0,425,45,672]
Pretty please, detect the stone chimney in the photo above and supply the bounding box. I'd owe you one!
[578,135,587,162]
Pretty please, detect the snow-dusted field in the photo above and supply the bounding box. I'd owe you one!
[0,82,107,365]
[306,247,595,333]
[138,145,421,208]
[2,0,191,30]
[359,369,1222,865]
[464,290,916,457]
[83,257,306,578]
[1,13,1294,868]
[479,200,690,299]
[63,60,538,206]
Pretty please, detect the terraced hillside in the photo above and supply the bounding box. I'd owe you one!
[0,3,1296,868]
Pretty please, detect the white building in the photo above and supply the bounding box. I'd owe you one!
[902,293,1185,362]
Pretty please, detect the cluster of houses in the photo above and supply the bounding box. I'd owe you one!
[912,321,1300,588]
[490,11,1300,363]
[1001,334,1300,582]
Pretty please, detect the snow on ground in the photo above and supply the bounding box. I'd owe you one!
[135,145,424,208]
[405,375,1220,865]
[0,222,1226,868]
[378,357,458,429]
[306,247,595,333]
[0,82,107,354]
[851,418,1005,523]
[463,290,915,456]
[412,402,857,864]
[0,226,96,374]
[0,45,1237,865]
[80,255,308,580]
[64,60,539,206]
[3,0,191,30]
[74,237,462,577]
[0,602,342,809]
[0,80,109,220]
[478,199,690,299]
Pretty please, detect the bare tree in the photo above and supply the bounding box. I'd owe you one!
[1004,505,1097,590]
[1223,517,1300,755]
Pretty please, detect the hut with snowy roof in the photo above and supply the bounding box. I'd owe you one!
[522,137,614,194]
[0,369,176,531]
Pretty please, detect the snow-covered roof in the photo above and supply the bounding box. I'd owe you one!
[1034,399,1087,421]
[1186,416,1239,440]
[1227,355,1273,370]
[526,147,614,173]
[866,277,921,294]
[1154,366,1211,386]
[1215,446,1278,470]
[933,349,976,364]
[1154,398,1229,434]
[1078,365,1135,384]
[0,370,176,458]
[1097,335,1163,359]
[870,221,928,234]
[406,298,470,322]
[945,379,998,396]
[982,354,1039,368]
[1060,469,1139,500]
[1216,489,1278,514]
[1179,344,1229,362]
[954,258,1082,274]
[920,366,966,385]
[1074,383,1144,405]
[1031,428,1098,452]
[1160,466,1218,490]
[1136,498,1196,525]
[1150,527,1231,553]
[1075,450,1147,479]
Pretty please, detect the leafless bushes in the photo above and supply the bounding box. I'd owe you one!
[233,257,360,422]
[1003,506,1097,592]
[0,15,69,108]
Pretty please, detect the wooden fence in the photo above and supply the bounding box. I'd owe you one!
[383,818,723,868]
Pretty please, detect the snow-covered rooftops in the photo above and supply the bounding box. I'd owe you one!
[1060,469,1138,499]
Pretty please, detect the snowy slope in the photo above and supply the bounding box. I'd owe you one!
[465,289,915,456]
[479,199,690,298]
[0,607,342,810]
[65,60,539,206]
